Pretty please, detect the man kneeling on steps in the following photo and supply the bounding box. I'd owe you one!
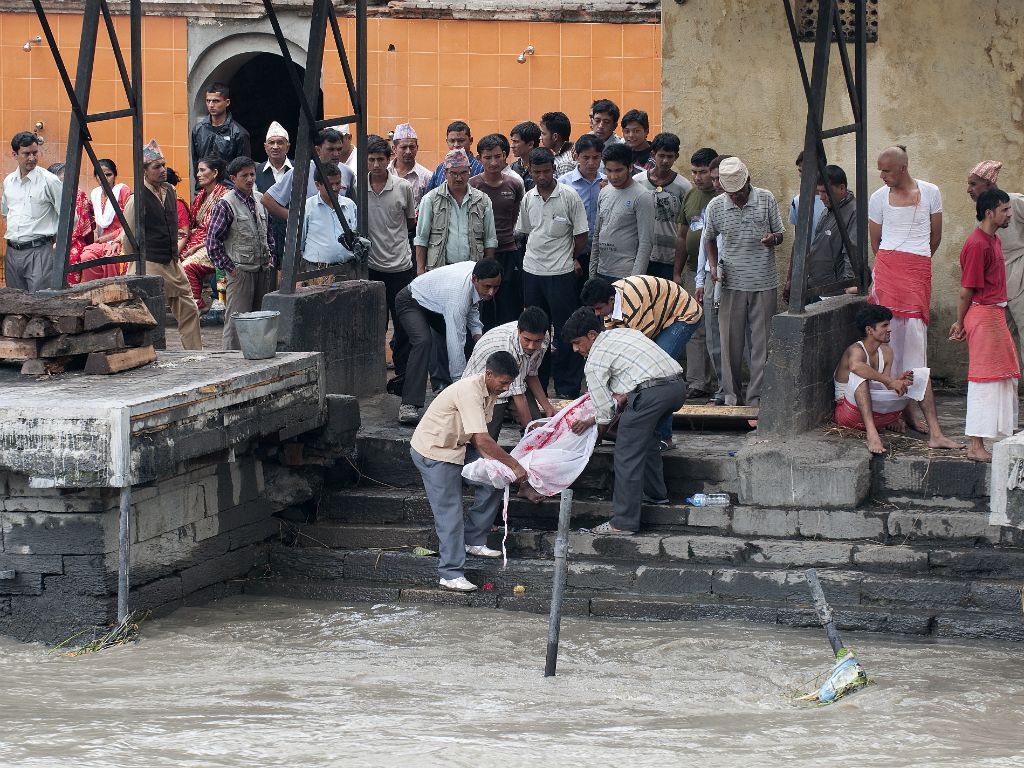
[834,304,962,455]
[410,350,528,592]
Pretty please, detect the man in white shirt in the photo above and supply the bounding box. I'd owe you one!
[867,145,942,430]
[1,132,62,291]
[392,259,503,424]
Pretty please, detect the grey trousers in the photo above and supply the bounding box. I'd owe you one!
[411,445,503,580]
[611,379,688,532]
[702,283,724,400]
[718,287,776,407]
[5,242,53,292]
[395,286,447,407]
[682,266,712,392]
[223,266,273,350]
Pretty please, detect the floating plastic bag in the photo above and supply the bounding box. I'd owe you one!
[462,394,598,496]
[795,647,869,705]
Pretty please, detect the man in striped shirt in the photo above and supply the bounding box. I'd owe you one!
[461,306,556,440]
[564,308,687,535]
[580,274,702,447]
[703,157,785,410]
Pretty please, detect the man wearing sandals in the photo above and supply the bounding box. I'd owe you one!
[564,307,686,535]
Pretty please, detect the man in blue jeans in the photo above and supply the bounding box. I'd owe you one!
[409,350,528,592]
[580,274,703,449]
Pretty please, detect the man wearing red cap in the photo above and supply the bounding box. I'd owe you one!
[966,160,1024,362]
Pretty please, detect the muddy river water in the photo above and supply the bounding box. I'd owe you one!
[1,596,1022,767]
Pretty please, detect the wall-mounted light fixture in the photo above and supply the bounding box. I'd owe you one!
[23,35,42,52]
[516,45,535,64]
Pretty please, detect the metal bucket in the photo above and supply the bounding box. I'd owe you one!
[233,310,280,360]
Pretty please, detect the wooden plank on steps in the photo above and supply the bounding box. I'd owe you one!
[82,298,157,331]
[20,356,80,375]
[84,345,156,374]
[0,337,40,360]
[673,404,759,419]
[22,317,59,338]
[39,328,124,357]
[1,314,29,337]
[549,398,759,426]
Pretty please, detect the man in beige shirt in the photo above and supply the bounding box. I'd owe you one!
[409,350,527,592]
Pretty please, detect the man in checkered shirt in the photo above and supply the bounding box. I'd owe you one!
[563,307,686,535]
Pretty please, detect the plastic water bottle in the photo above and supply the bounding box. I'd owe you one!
[685,493,730,507]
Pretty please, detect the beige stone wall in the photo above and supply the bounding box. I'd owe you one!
[662,0,1023,381]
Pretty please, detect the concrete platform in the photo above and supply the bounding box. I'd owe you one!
[0,351,324,488]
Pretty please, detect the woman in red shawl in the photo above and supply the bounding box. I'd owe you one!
[75,159,133,283]
[180,156,228,312]
[49,162,95,285]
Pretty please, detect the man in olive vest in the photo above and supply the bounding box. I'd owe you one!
[206,156,275,350]
[121,139,203,350]
[413,148,497,274]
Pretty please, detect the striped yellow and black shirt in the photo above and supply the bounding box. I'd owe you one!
[607,275,702,339]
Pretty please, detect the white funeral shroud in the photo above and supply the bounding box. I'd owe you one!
[462,395,599,563]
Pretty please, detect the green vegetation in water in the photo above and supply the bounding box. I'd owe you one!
[48,611,148,657]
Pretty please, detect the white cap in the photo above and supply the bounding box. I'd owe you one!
[265,121,289,142]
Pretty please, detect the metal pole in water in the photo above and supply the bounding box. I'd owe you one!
[545,489,573,677]
[117,485,131,622]
[804,568,844,655]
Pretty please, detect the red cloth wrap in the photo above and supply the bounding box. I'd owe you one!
[834,396,903,431]
[869,249,932,324]
[965,303,1020,382]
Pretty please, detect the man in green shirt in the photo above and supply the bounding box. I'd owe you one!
[673,147,719,400]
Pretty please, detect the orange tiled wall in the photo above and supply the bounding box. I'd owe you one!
[326,19,662,169]
[0,13,189,199]
[0,13,661,193]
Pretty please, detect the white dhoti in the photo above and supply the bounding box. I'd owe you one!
[888,316,928,373]
[965,379,1019,439]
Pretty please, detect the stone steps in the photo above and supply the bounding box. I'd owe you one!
[357,423,994,506]
[356,430,742,496]
[257,545,1024,641]
[281,518,1024,578]
[312,487,1007,547]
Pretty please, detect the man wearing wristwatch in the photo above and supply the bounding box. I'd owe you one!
[702,157,785,410]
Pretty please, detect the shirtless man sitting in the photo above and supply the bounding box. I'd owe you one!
[834,304,962,454]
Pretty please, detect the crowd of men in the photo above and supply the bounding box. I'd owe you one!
[4,85,1023,590]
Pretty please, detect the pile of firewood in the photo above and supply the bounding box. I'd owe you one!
[0,280,158,375]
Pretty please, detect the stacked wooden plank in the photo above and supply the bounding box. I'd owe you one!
[0,281,158,375]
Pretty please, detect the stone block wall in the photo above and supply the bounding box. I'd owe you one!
[758,296,865,436]
[264,281,386,398]
[0,392,361,644]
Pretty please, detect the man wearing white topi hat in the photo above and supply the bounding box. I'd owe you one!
[702,156,785,411]
[257,121,293,265]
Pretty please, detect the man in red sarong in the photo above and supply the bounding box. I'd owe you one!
[965,160,1024,364]
[835,304,961,455]
[867,145,942,431]
[950,188,1019,463]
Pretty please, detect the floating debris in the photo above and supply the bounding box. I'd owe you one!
[49,611,147,657]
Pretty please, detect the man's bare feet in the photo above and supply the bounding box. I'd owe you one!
[929,435,966,450]
[866,433,886,454]
[517,482,545,505]
[907,416,929,433]
[885,418,907,434]
[966,445,993,462]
